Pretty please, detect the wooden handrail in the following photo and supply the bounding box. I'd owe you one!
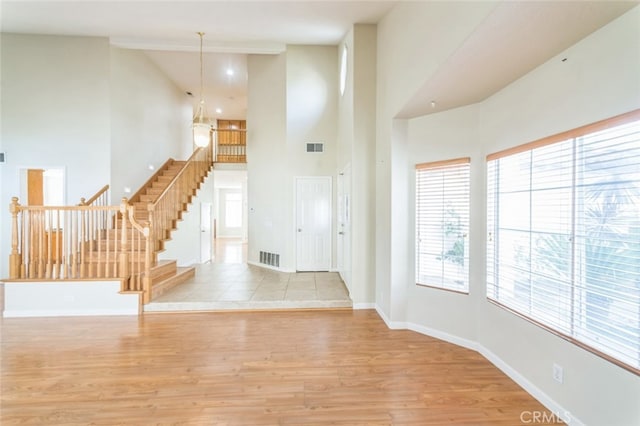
[80,185,109,206]
[129,158,174,204]
[149,149,205,207]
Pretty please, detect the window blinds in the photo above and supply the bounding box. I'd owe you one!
[487,110,640,372]
[416,158,470,293]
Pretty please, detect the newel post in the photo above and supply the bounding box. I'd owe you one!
[9,197,22,279]
[119,197,131,288]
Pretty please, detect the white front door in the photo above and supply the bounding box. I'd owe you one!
[295,177,331,271]
[200,202,212,263]
[337,164,351,291]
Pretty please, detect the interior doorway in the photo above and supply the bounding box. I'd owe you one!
[20,167,65,206]
[213,169,248,244]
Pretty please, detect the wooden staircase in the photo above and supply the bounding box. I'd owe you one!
[8,146,213,308]
[119,159,203,301]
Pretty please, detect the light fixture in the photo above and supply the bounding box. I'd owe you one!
[226,68,234,76]
[193,31,211,147]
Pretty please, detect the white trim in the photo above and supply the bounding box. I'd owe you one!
[109,37,286,55]
[352,302,375,310]
[3,309,137,318]
[370,307,583,426]
[407,322,479,353]
[479,346,584,426]
[375,305,407,330]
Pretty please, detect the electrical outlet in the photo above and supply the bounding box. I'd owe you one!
[552,363,563,384]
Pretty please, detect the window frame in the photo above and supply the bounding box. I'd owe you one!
[486,109,640,375]
[415,157,471,294]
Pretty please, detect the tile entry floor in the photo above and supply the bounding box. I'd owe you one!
[145,239,352,312]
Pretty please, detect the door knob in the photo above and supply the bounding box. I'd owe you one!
[297,228,302,232]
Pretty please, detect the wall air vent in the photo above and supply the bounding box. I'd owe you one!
[259,251,280,268]
[306,143,324,153]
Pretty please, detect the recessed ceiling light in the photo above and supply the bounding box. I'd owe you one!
[215,108,222,114]
[226,68,234,76]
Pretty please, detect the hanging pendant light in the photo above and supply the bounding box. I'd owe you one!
[193,31,211,147]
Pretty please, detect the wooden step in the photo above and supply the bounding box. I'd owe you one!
[149,259,177,285]
[150,266,196,300]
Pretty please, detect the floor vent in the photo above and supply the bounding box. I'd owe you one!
[259,251,280,268]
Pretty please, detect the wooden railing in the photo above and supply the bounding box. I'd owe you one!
[215,129,247,163]
[147,147,212,255]
[8,147,213,303]
[8,196,149,293]
[79,184,109,207]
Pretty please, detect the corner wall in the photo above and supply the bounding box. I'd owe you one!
[395,6,640,426]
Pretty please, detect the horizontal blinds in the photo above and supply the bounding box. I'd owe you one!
[416,159,470,292]
[487,114,640,373]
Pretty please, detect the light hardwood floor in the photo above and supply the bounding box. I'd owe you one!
[0,309,560,425]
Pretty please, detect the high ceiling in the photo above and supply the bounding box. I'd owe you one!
[1,1,638,119]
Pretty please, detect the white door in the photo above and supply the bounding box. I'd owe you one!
[296,177,331,271]
[200,202,212,263]
[337,164,352,291]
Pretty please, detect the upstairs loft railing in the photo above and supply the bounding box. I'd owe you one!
[215,127,247,163]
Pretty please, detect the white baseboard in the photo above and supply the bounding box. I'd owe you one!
[352,302,376,310]
[3,309,138,318]
[479,346,583,426]
[407,322,479,353]
[371,306,582,426]
[374,304,407,329]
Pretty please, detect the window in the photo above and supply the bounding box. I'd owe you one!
[339,44,348,96]
[416,157,470,292]
[487,110,640,373]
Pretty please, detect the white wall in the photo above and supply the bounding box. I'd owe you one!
[110,47,193,202]
[286,45,338,270]
[475,8,640,425]
[246,53,288,268]
[247,46,338,272]
[158,171,215,266]
[375,1,498,317]
[0,35,194,279]
[0,34,112,278]
[401,6,640,426]
[338,25,377,305]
